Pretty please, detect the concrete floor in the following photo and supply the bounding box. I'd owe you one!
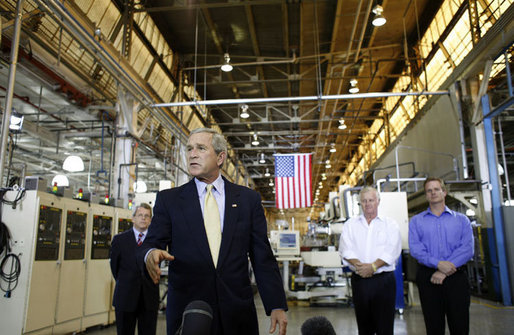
[86,296,514,335]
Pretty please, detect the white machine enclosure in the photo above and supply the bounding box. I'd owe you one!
[54,198,90,334]
[82,203,115,329]
[0,190,125,334]
[0,191,61,334]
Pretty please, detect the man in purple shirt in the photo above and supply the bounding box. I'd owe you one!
[409,177,474,335]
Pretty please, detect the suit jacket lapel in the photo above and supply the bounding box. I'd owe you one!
[178,179,213,265]
[218,177,240,268]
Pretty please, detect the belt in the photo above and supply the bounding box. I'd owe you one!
[352,271,393,279]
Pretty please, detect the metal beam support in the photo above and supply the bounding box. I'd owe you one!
[0,0,24,186]
[482,94,512,306]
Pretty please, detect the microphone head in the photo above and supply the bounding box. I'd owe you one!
[178,300,213,335]
[301,316,336,335]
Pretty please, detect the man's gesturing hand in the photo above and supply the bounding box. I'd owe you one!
[269,309,287,335]
[146,249,174,284]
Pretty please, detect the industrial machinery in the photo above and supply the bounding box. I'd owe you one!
[54,198,89,333]
[0,188,124,334]
[82,203,114,329]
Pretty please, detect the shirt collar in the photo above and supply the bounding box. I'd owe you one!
[424,206,454,217]
[132,227,147,235]
[194,174,225,196]
[358,213,385,225]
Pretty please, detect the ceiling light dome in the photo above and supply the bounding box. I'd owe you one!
[133,181,148,193]
[63,155,85,172]
[252,134,260,146]
[52,174,69,187]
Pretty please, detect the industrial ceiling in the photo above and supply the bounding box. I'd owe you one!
[0,0,513,218]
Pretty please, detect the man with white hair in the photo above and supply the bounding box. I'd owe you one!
[339,186,402,335]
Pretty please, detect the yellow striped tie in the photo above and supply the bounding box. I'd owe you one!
[204,184,221,267]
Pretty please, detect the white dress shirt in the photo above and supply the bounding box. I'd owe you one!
[339,214,402,273]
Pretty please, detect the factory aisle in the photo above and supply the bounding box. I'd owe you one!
[85,295,514,334]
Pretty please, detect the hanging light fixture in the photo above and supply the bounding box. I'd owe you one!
[251,134,260,146]
[240,104,250,118]
[133,180,148,193]
[9,109,24,132]
[221,53,233,72]
[372,5,386,27]
[269,179,274,186]
[52,174,69,187]
[259,153,266,164]
[338,119,347,130]
[63,155,85,172]
[329,143,336,153]
[264,168,270,177]
[349,78,359,93]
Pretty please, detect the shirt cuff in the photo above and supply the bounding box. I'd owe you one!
[144,248,156,263]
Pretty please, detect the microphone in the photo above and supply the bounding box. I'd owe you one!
[175,300,213,335]
[300,316,336,335]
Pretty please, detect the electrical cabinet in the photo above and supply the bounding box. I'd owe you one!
[82,203,114,329]
[54,199,89,333]
[0,191,63,334]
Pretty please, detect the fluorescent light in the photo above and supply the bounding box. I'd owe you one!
[52,175,69,187]
[63,155,84,172]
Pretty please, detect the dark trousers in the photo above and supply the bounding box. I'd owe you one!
[351,271,396,335]
[115,294,158,335]
[416,265,470,335]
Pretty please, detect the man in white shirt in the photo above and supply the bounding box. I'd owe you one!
[339,187,402,335]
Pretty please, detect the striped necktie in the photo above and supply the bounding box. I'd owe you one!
[137,232,143,246]
[204,184,221,267]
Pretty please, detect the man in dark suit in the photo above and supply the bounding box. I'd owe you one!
[139,128,288,335]
[110,203,159,335]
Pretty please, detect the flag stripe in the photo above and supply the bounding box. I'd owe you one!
[274,153,312,209]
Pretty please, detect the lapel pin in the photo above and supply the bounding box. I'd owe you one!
[232,204,237,207]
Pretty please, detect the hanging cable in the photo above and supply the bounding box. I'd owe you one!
[0,188,24,297]
[313,0,323,112]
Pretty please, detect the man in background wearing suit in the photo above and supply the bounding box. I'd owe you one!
[140,127,288,335]
[110,203,159,335]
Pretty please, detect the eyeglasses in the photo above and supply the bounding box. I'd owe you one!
[135,214,151,219]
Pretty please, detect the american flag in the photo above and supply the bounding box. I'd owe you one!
[274,153,312,209]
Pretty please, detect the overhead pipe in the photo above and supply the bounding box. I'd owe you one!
[152,91,448,108]
[181,54,297,71]
[376,177,427,193]
[34,0,188,143]
[0,0,24,186]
